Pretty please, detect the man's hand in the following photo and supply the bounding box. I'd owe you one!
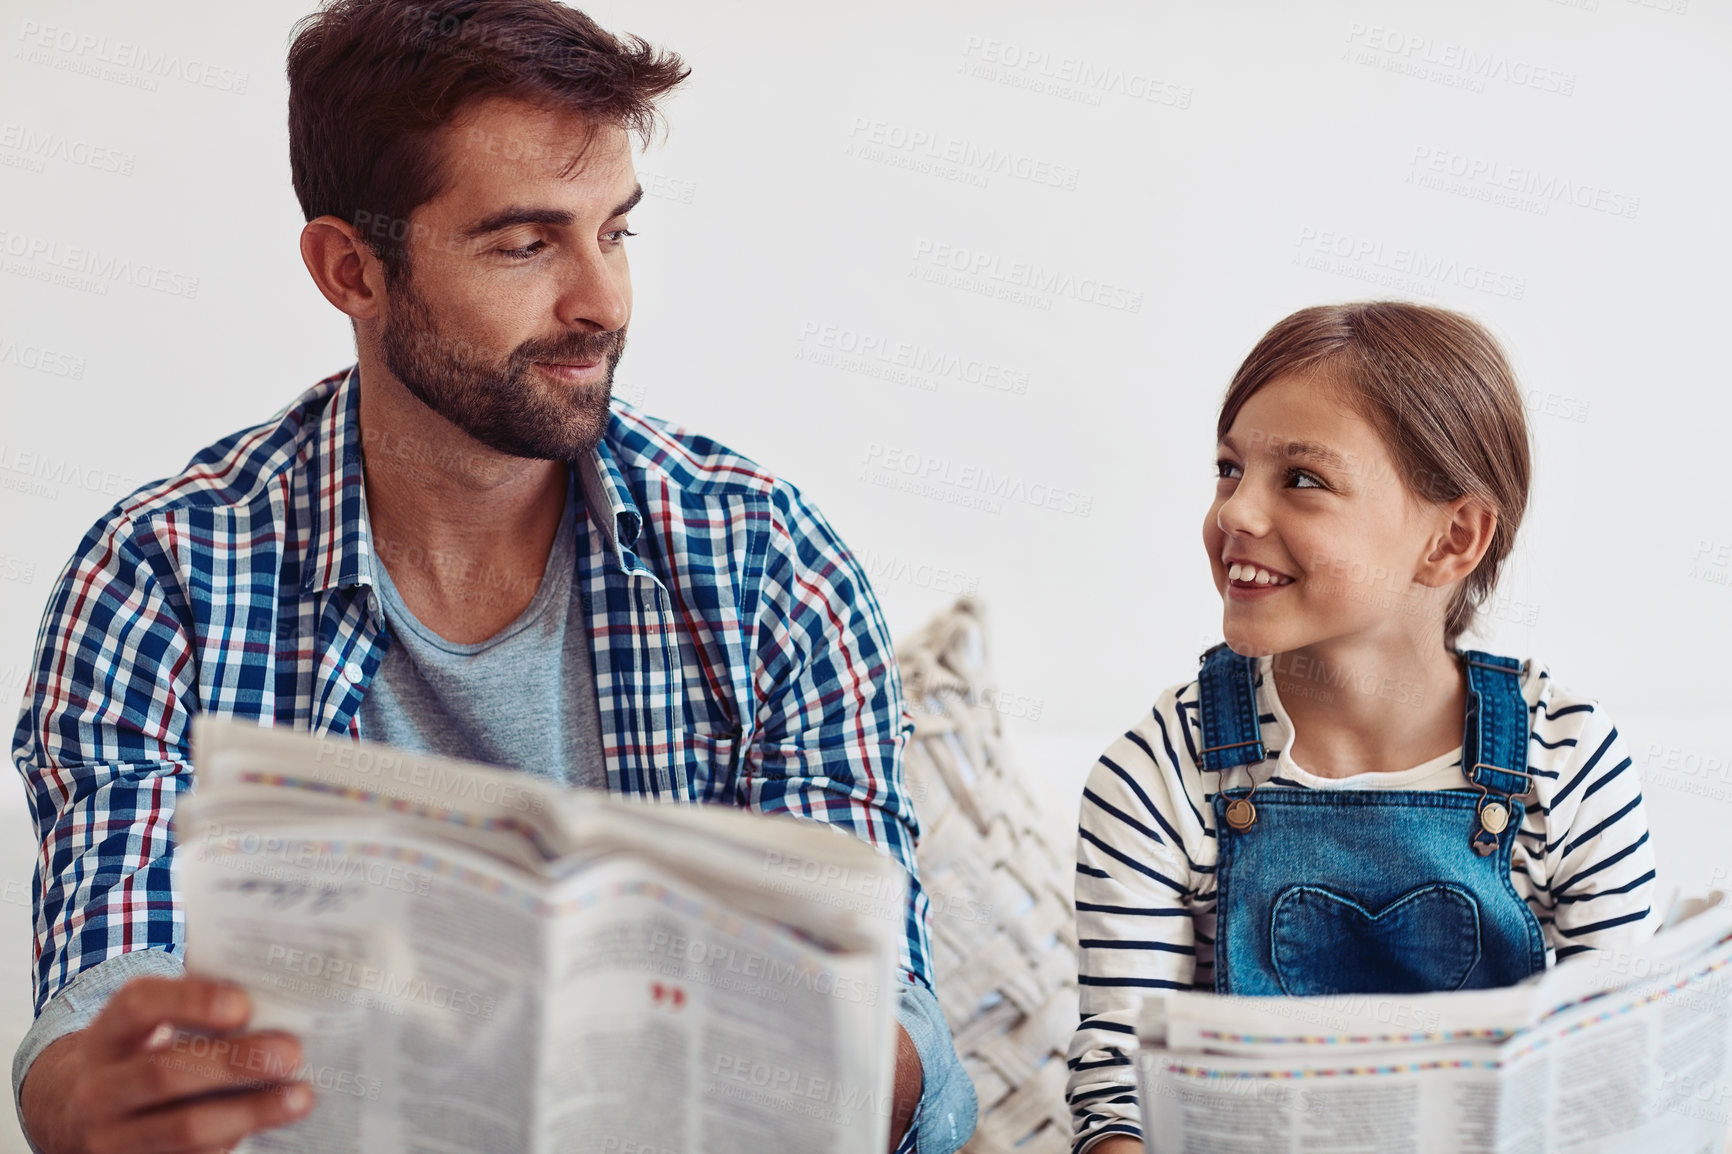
[19,974,314,1154]
[887,1023,922,1151]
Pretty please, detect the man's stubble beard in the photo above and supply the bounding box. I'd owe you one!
[379,264,625,461]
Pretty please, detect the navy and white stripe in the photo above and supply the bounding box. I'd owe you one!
[1065,656,1658,1152]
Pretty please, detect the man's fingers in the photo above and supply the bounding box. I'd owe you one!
[88,976,252,1058]
[103,1031,304,1118]
[85,1083,314,1154]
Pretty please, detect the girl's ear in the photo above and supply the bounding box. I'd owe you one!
[1416,497,1497,588]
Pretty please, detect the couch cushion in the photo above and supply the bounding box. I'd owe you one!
[897,598,1079,1154]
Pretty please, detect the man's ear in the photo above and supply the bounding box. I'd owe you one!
[300,216,387,321]
[1416,497,1497,589]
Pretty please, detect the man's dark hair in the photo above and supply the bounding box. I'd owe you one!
[287,0,688,279]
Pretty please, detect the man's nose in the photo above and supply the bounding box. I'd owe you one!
[553,245,630,333]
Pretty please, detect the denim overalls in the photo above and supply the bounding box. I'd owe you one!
[1197,644,1548,997]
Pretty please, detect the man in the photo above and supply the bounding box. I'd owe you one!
[10,1,977,1150]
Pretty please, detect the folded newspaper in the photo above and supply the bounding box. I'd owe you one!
[1134,894,1732,1153]
[176,716,907,1154]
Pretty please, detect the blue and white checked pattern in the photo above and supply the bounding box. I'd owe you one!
[12,365,934,1062]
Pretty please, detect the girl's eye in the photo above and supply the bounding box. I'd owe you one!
[500,239,545,260]
[1287,468,1325,490]
[1215,459,1241,480]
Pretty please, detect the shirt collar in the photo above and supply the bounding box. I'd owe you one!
[577,435,644,569]
[299,364,645,595]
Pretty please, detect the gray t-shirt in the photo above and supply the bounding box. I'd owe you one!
[356,474,607,790]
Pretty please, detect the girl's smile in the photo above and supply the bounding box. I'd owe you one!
[1201,367,1467,660]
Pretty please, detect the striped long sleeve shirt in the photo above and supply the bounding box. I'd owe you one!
[1066,655,1659,1152]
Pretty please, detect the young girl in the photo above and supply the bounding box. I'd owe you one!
[1065,302,1659,1153]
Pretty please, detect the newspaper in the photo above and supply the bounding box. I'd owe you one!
[175,716,907,1154]
[1135,896,1732,1154]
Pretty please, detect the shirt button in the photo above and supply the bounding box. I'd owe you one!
[342,661,365,684]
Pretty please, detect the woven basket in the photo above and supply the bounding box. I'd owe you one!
[897,598,1079,1154]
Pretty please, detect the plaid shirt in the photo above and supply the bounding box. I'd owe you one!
[14,366,956,1144]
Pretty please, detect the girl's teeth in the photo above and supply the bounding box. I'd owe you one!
[1226,562,1294,586]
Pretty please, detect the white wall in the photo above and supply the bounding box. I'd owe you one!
[1,0,1727,1148]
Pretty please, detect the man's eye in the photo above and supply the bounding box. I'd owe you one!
[499,239,546,260]
[604,228,639,243]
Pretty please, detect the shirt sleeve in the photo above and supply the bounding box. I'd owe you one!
[10,512,196,1063]
[893,977,979,1154]
[12,949,186,1151]
[1067,692,1202,1153]
[738,481,974,1149]
[1528,699,1660,959]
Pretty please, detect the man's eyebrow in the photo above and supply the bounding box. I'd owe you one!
[461,207,574,240]
[611,184,644,218]
[459,187,641,241]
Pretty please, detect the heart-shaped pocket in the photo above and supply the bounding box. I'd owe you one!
[1271,883,1482,996]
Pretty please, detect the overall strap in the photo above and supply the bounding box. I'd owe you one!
[1197,643,1266,771]
[1460,650,1531,798]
